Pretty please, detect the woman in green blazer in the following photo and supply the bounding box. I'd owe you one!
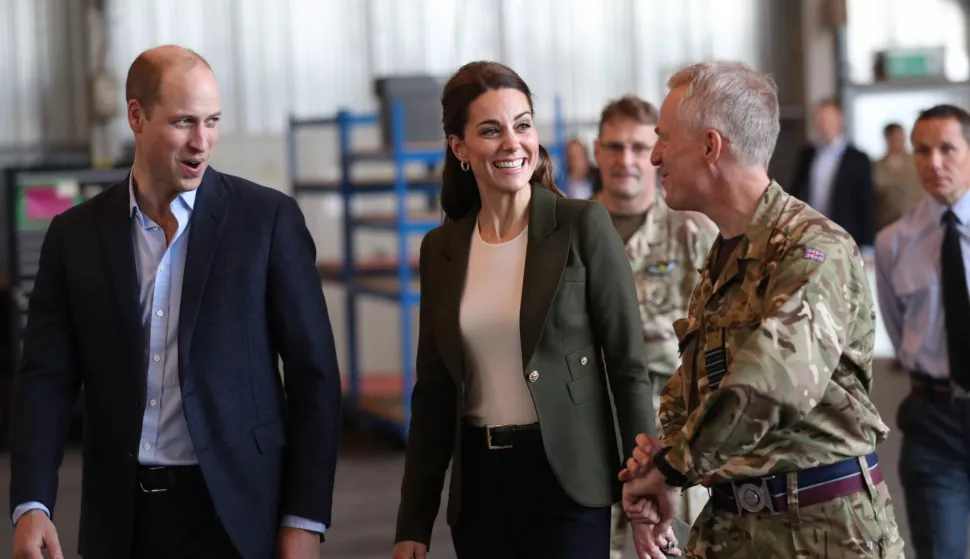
[392,61,658,559]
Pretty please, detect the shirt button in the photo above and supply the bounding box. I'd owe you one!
[156,310,164,317]
[149,399,157,407]
[159,265,165,272]
[528,370,539,382]
[153,354,160,362]
[580,356,588,366]
[143,443,151,450]
[152,226,159,231]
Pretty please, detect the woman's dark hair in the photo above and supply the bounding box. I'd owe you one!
[440,61,563,221]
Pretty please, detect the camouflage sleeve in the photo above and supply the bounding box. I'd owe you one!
[658,365,687,446]
[664,234,860,483]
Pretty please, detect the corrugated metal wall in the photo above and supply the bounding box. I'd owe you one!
[0,0,776,144]
[0,0,88,148]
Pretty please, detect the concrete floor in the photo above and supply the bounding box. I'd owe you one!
[0,359,943,558]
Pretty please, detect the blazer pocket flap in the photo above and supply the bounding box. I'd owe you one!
[253,421,287,453]
[561,265,587,282]
[567,374,604,405]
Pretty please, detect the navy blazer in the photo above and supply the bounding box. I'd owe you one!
[791,144,877,248]
[9,167,342,559]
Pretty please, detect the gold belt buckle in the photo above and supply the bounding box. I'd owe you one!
[486,424,513,450]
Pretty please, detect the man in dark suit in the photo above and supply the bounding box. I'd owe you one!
[10,45,342,559]
[791,98,876,248]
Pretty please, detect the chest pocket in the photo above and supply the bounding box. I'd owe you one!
[699,265,769,394]
[890,263,937,322]
[637,258,686,317]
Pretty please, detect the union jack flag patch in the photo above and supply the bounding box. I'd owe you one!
[803,247,827,263]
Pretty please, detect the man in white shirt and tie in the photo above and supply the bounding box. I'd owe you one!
[875,104,970,559]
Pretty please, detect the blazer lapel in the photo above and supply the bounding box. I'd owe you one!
[436,215,475,383]
[519,186,570,369]
[177,168,229,390]
[99,178,145,393]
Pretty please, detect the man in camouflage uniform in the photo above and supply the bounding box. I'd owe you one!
[590,95,716,559]
[618,61,904,559]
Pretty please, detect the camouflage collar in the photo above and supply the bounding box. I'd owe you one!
[706,180,789,291]
[627,191,668,256]
[738,180,789,262]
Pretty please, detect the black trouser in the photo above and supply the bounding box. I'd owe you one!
[130,465,242,559]
[897,389,970,559]
[451,424,612,559]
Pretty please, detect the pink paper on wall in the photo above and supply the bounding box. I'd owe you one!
[26,187,75,220]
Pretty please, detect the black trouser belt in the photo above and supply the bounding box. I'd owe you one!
[138,465,205,493]
[910,372,970,402]
[464,422,542,450]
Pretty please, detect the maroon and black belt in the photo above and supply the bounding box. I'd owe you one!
[710,453,882,515]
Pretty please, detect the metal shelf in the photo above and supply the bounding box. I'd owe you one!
[354,210,442,232]
[317,259,418,282]
[294,176,439,194]
[352,277,420,302]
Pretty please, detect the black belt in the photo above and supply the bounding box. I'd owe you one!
[464,422,541,450]
[138,465,205,493]
[910,372,970,402]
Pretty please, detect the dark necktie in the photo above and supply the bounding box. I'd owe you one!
[941,210,970,391]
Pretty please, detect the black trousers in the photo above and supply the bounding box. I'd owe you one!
[451,424,612,559]
[130,466,242,559]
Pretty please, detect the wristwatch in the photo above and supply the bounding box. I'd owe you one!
[653,446,691,488]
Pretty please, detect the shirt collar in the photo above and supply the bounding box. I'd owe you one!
[128,169,198,218]
[925,187,970,227]
[815,135,847,153]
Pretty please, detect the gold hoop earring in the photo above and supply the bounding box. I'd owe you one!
[460,161,470,172]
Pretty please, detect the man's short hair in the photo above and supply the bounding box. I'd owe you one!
[598,95,659,137]
[817,97,843,113]
[667,61,780,167]
[915,104,970,144]
[125,46,212,118]
[883,122,904,138]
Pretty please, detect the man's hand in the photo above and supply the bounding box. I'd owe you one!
[632,522,682,559]
[277,526,321,559]
[13,509,63,559]
[391,541,427,559]
[619,433,663,482]
[623,468,679,524]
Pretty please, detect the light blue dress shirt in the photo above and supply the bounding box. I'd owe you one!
[808,136,848,216]
[14,174,325,535]
[875,189,970,379]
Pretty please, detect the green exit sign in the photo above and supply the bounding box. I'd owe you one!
[882,48,946,80]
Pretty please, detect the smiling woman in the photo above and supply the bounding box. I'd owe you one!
[393,61,658,559]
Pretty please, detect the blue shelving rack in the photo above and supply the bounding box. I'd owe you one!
[289,97,568,444]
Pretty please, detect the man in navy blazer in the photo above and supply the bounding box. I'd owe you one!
[10,45,342,559]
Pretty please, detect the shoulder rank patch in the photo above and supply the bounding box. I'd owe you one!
[647,260,679,276]
[803,247,826,263]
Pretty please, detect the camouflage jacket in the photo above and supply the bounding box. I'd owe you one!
[625,193,716,380]
[658,181,889,486]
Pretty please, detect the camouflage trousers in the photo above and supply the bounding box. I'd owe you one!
[610,390,710,559]
[684,476,904,559]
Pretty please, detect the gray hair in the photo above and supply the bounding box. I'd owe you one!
[667,61,780,167]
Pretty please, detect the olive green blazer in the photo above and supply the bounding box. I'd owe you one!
[395,185,657,546]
